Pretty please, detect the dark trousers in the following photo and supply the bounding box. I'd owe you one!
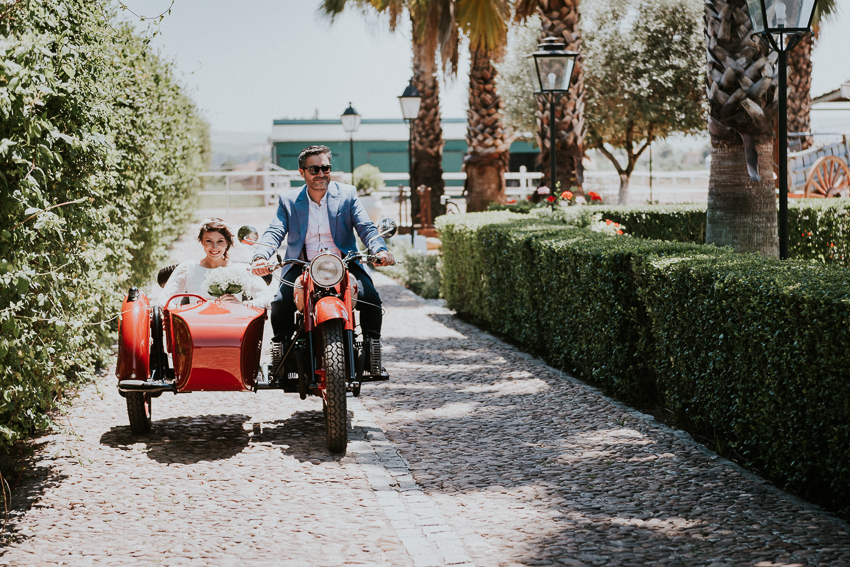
[270,262,382,342]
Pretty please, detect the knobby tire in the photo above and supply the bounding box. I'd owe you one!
[126,392,151,434]
[320,319,348,453]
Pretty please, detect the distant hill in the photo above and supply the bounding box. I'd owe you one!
[210,131,270,170]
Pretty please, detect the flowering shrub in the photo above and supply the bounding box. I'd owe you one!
[590,214,627,236]
[587,191,603,203]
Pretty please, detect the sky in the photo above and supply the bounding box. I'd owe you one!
[119,0,850,135]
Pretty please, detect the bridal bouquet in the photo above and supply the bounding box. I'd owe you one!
[204,264,253,298]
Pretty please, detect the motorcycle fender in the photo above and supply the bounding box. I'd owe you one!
[116,289,151,381]
[313,296,349,326]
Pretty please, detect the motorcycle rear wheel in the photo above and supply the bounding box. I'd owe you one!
[320,319,348,453]
[126,392,152,434]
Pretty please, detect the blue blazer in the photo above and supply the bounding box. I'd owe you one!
[255,182,388,279]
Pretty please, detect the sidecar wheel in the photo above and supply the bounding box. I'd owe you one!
[320,319,347,454]
[126,392,152,434]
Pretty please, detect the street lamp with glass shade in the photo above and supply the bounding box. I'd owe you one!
[340,103,361,180]
[743,0,818,259]
[526,37,579,206]
[398,80,422,203]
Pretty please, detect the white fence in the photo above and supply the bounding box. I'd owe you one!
[197,166,710,210]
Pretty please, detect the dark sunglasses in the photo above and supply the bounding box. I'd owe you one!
[305,164,332,175]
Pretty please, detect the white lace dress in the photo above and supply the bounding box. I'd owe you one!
[157,261,275,308]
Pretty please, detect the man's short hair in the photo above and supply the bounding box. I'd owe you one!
[298,145,332,169]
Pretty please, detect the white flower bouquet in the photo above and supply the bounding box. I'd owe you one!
[203,264,253,298]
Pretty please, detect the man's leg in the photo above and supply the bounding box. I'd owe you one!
[349,263,382,340]
[270,265,304,341]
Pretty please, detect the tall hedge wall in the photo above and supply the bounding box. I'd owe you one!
[0,1,208,447]
[437,212,850,515]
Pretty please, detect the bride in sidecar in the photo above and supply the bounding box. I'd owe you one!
[157,217,273,307]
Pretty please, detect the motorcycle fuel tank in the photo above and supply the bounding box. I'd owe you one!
[166,299,266,392]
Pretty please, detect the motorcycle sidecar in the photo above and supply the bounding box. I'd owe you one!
[116,288,267,434]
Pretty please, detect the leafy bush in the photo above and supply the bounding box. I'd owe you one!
[788,199,850,266]
[378,241,442,299]
[487,200,536,214]
[353,163,385,196]
[0,1,208,447]
[439,211,850,515]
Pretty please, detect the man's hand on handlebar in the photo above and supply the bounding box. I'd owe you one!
[373,250,395,267]
[251,258,272,277]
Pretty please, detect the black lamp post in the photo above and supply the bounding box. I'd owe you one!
[340,103,361,180]
[398,80,422,200]
[743,0,818,259]
[526,37,579,206]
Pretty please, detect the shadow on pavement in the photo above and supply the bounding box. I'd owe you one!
[0,439,67,550]
[99,413,252,464]
[250,409,355,463]
[367,309,850,565]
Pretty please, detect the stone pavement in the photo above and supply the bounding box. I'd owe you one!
[2,211,850,565]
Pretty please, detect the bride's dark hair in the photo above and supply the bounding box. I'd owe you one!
[197,217,234,260]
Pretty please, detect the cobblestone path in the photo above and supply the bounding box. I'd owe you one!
[2,210,849,566]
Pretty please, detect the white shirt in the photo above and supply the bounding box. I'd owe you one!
[305,193,342,260]
[157,260,275,309]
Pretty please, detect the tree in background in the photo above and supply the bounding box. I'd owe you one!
[495,14,541,148]
[704,0,778,256]
[515,0,586,196]
[321,0,449,221]
[457,0,512,212]
[786,1,838,150]
[583,0,705,204]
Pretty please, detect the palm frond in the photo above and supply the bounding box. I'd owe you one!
[513,0,539,23]
[456,0,509,58]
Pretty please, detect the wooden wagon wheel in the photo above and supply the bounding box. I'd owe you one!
[804,156,850,198]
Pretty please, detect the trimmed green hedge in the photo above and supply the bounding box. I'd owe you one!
[547,200,850,266]
[0,1,208,447]
[636,254,850,507]
[437,212,850,515]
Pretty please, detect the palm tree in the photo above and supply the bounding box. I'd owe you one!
[704,0,778,256]
[786,1,837,151]
[456,0,512,211]
[515,0,585,196]
[320,0,448,221]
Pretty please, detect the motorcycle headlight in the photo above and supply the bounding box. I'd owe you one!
[310,253,345,287]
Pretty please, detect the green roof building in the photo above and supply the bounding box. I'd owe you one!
[270,118,538,186]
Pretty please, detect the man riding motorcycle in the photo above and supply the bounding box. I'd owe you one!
[251,145,395,373]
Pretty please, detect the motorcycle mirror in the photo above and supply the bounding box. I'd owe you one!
[238,225,259,245]
[377,218,397,239]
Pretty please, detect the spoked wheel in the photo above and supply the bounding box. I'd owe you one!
[126,392,152,434]
[804,156,850,198]
[319,319,348,453]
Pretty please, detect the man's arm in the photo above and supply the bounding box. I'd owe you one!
[253,199,289,262]
[251,198,288,276]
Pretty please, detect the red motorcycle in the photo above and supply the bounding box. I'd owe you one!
[115,219,398,453]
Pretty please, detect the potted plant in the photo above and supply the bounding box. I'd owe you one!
[353,163,386,220]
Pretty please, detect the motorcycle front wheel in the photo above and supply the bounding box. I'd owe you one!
[319,319,348,453]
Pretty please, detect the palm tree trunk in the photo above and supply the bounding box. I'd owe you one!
[464,48,509,212]
[787,34,813,151]
[536,0,585,196]
[410,35,446,224]
[706,133,778,256]
[704,0,779,256]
